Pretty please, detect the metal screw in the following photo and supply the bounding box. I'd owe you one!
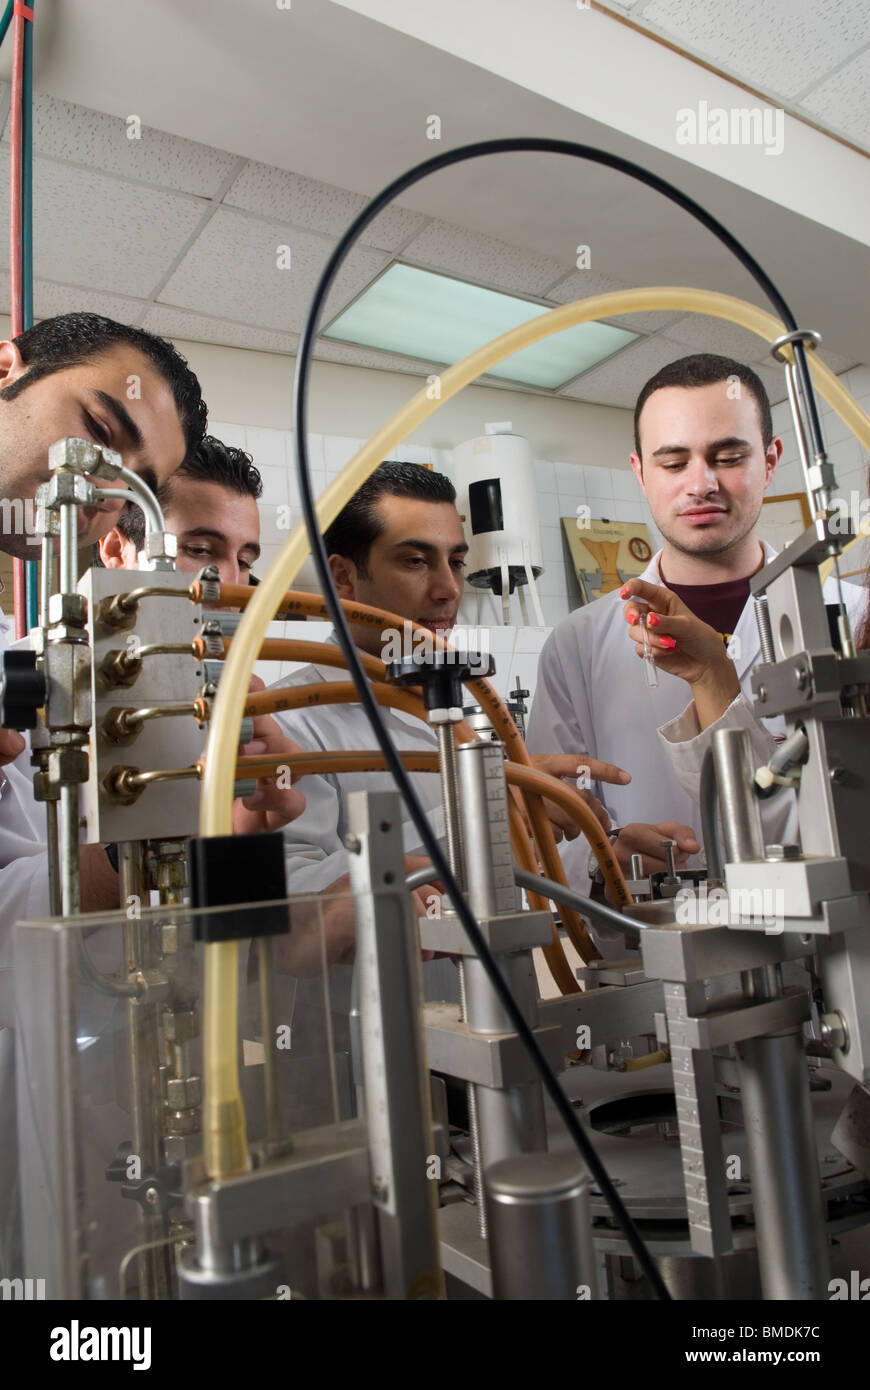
[660,839,678,881]
[757,685,767,702]
[793,666,808,689]
[344,833,361,854]
[829,766,848,785]
[144,1186,160,1207]
[764,843,801,861]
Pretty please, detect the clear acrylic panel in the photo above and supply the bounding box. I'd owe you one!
[9,889,368,1299]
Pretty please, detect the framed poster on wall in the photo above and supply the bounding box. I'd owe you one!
[561,517,654,605]
[757,492,812,553]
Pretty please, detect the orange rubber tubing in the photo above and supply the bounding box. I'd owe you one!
[199,589,629,969]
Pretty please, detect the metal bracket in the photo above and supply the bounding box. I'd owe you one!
[424,1003,565,1087]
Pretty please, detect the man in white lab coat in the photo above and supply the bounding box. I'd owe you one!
[268,461,631,979]
[0,313,208,930]
[0,312,207,1275]
[526,353,864,938]
[98,433,308,836]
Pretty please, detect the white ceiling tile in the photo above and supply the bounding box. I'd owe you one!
[667,315,856,378]
[812,345,859,376]
[664,313,774,364]
[546,269,684,333]
[546,269,625,300]
[157,207,388,334]
[663,312,855,378]
[604,310,683,335]
[0,269,147,325]
[640,0,870,101]
[0,151,209,296]
[750,361,789,406]
[400,218,565,295]
[560,329,790,409]
[312,338,435,376]
[1,92,240,198]
[224,161,426,251]
[34,279,148,324]
[141,304,299,355]
[801,47,870,149]
[556,335,686,407]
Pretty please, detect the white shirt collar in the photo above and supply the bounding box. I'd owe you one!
[641,540,778,587]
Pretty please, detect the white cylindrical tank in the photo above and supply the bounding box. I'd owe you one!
[452,425,543,596]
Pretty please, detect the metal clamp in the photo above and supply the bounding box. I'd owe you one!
[769,328,822,363]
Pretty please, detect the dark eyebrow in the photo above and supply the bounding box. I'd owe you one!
[138,465,159,496]
[391,538,469,555]
[175,526,261,560]
[92,389,143,450]
[652,436,753,458]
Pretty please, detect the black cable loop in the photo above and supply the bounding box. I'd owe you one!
[292,137,821,1299]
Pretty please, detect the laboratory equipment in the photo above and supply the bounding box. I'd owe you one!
[5,127,870,1297]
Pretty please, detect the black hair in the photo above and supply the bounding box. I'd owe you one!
[116,435,262,551]
[633,353,773,458]
[2,312,207,458]
[323,460,456,574]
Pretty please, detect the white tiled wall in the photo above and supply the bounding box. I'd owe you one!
[258,620,553,711]
[455,454,661,629]
[208,423,460,594]
[768,364,870,585]
[212,364,870,636]
[208,418,659,630]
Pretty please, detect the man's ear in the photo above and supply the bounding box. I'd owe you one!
[0,339,27,388]
[99,527,131,570]
[328,553,357,599]
[763,436,783,491]
[629,452,646,494]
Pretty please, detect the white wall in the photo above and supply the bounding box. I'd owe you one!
[219,358,870,641]
[209,416,661,632]
[334,0,870,248]
[177,339,633,466]
[182,333,647,631]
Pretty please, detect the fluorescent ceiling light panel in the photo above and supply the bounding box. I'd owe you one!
[322,264,637,389]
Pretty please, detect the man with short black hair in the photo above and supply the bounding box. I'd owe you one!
[0,312,208,927]
[101,434,262,586]
[267,461,629,975]
[99,434,306,836]
[0,312,206,557]
[0,312,207,1277]
[527,353,864,932]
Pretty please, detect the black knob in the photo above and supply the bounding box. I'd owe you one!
[0,650,47,730]
[386,648,495,713]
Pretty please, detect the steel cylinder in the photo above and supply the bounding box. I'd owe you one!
[485,1153,598,1300]
[712,727,765,863]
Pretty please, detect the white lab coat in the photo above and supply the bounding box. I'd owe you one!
[270,641,446,893]
[526,545,867,892]
[268,640,460,1002]
[0,611,51,982]
[0,608,51,1276]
